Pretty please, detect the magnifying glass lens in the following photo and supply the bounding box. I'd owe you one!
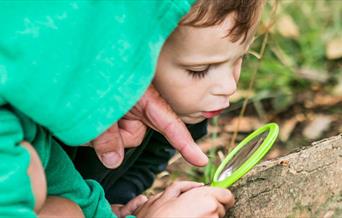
[218,131,269,181]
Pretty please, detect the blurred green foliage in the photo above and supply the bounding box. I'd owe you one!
[239,0,342,112]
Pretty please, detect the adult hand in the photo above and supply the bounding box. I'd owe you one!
[134,181,235,218]
[90,85,208,169]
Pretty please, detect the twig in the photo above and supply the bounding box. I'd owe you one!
[227,0,278,152]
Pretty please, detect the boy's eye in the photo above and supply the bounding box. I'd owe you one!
[187,65,210,79]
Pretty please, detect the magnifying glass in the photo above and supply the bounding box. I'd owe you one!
[211,123,279,188]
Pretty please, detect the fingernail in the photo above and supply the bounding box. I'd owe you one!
[193,143,209,165]
[101,152,121,169]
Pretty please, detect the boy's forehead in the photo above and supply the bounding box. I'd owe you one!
[179,13,254,43]
[169,17,253,64]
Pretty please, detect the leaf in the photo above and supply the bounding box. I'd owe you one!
[326,37,342,60]
[224,117,263,133]
[276,15,299,39]
[272,92,294,113]
[198,134,230,153]
[312,94,342,107]
[303,115,334,140]
[279,114,304,142]
[296,67,329,83]
[266,147,286,160]
[332,75,342,96]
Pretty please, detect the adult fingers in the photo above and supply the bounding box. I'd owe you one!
[91,123,125,169]
[119,195,148,217]
[118,118,147,148]
[141,85,208,167]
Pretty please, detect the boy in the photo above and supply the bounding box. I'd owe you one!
[69,0,264,216]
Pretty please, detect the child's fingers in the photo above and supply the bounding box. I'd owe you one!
[161,181,204,199]
[217,202,226,218]
[110,204,123,217]
[142,192,163,208]
[208,188,235,209]
[119,195,148,217]
[147,192,163,204]
[133,193,162,217]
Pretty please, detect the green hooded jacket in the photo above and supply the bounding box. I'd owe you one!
[0,1,195,217]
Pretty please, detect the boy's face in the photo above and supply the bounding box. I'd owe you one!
[153,15,256,124]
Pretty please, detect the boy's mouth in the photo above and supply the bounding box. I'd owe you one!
[202,109,224,118]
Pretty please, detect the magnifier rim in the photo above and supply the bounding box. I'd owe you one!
[211,123,279,188]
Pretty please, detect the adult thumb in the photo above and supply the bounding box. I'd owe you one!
[91,123,125,169]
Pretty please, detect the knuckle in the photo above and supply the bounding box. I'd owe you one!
[125,137,143,148]
[136,194,148,202]
[169,181,179,189]
[168,181,182,190]
[221,188,232,196]
[207,200,218,212]
[132,135,144,147]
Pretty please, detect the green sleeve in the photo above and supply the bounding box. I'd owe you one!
[45,139,116,218]
[12,108,116,218]
[0,106,36,217]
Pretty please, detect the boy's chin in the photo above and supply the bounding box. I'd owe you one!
[180,116,206,125]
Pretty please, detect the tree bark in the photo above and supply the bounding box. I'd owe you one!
[227,134,342,218]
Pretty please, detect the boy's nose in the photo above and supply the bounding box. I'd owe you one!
[212,69,238,97]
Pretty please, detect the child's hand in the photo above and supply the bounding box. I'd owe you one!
[135,181,234,218]
[111,195,148,218]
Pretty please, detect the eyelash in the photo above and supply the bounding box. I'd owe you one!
[186,55,246,79]
[187,65,210,79]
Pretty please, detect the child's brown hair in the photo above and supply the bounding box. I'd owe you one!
[181,0,264,43]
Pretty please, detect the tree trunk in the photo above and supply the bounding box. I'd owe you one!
[227,134,342,218]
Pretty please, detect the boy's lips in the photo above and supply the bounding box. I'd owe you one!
[202,109,224,118]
